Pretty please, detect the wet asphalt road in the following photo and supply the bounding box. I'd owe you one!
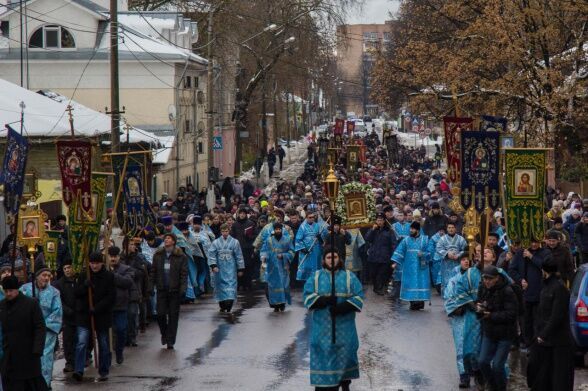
[51,287,588,391]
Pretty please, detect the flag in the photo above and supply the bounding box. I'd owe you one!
[112,152,156,233]
[460,131,500,212]
[68,172,108,273]
[480,115,507,132]
[0,125,29,216]
[505,149,547,247]
[443,117,473,183]
[56,140,92,211]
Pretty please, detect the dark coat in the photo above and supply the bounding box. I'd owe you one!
[365,226,397,264]
[477,276,518,341]
[575,222,588,253]
[52,275,77,325]
[111,262,134,310]
[546,243,575,288]
[0,293,46,380]
[423,213,448,237]
[150,247,188,295]
[75,266,116,331]
[230,218,256,250]
[535,274,573,347]
[508,247,551,303]
[322,230,352,261]
[123,252,151,301]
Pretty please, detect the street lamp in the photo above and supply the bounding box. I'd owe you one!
[241,24,280,45]
[322,163,339,344]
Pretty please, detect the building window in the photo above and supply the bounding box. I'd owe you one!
[383,32,391,42]
[198,141,203,154]
[185,119,191,133]
[29,25,75,49]
[184,76,191,88]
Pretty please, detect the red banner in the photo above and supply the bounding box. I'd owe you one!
[56,140,92,211]
[346,120,355,135]
[334,118,344,135]
[443,117,473,183]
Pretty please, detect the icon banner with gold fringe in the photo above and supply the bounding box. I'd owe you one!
[504,149,547,247]
[68,173,108,273]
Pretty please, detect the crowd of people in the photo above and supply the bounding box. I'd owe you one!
[0,129,587,391]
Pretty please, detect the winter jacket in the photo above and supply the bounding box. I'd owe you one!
[546,243,575,288]
[508,247,551,303]
[150,247,188,295]
[535,274,573,347]
[111,263,134,310]
[477,275,518,341]
[75,266,116,331]
[322,230,352,261]
[423,213,448,237]
[575,222,588,253]
[230,218,256,250]
[365,226,397,263]
[123,252,149,302]
[52,275,77,325]
[0,293,46,380]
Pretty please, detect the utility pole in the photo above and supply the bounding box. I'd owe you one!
[206,11,215,179]
[285,90,291,163]
[109,0,121,152]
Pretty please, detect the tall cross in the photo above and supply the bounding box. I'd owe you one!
[66,105,75,137]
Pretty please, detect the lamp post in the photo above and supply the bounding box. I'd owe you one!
[323,164,340,344]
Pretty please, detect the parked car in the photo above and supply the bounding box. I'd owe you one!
[569,264,588,365]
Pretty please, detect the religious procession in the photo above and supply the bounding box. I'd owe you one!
[0,0,587,390]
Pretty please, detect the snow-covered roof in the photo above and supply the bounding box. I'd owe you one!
[152,135,175,165]
[0,78,165,147]
[97,22,206,65]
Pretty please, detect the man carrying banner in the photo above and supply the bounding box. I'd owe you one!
[391,221,431,310]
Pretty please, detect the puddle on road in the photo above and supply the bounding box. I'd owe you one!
[263,313,311,390]
[186,291,263,366]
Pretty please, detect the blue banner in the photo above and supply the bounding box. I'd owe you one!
[123,164,145,233]
[460,131,500,212]
[1,125,29,216]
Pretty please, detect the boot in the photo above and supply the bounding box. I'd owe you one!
[459,374,470,388]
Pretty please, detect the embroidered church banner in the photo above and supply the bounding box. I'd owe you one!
[505,149,547,247]
[68,173,108,273]
[460,131,500,212]
[443,117,473,183]
[56,140,92,211]
[0,125,29,216]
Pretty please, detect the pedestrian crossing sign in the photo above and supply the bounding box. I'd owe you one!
[212,136,223,150]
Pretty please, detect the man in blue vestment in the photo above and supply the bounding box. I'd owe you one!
[391,221,431,310]
[260,223,294,312]
[303,246,364,391]
[208,224,245,313]
[427,227,445,294]
[295,207,326,281]
[436,222,467,293]
[190,215,212,293]
[21,267,63,388]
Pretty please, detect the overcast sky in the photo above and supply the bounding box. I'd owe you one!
[346,0,400,24]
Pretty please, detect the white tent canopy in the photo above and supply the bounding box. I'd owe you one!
[0,78,168,148]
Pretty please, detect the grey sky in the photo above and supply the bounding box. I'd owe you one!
[346,0,400,24]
